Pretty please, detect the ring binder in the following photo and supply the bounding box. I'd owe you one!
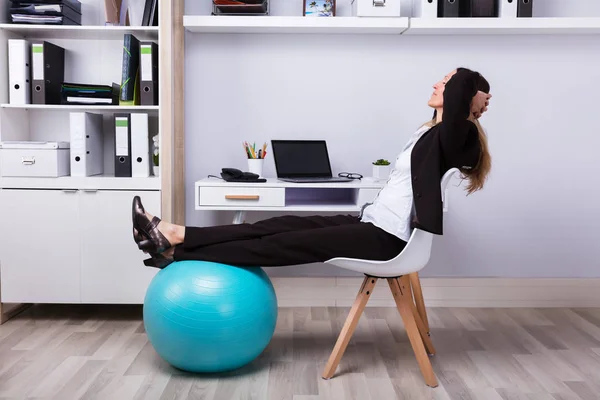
[8,39,31,105]
[31,41,65,105]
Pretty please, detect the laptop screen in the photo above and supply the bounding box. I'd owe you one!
[271,140,333,178]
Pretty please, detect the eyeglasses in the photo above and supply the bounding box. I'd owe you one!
[338,172,363,180]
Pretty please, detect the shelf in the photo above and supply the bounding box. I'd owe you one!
[0,24,159,40]
[183,16,409,34]
[405,17,600,35]
[182,15,600,35]
[1,104,159,112]
[0,175,160,191]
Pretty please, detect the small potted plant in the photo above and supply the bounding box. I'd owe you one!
[372,158,391,181]
[152,134,159,177]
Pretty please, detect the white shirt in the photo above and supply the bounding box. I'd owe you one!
[360,125,432,242]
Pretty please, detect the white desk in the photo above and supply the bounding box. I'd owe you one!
[195,177,385,223]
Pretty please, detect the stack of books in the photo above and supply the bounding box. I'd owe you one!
[60,83,120,106]
[9,0,82,25]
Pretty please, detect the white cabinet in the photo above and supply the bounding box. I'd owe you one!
[79,190,159,303]
[0,4,177,311]
[0,189,160,304]
[0,189,81,303]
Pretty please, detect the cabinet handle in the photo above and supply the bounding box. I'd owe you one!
[62,189,77,193]
[82,189,98,193]
[225,195,260,200]
[21,156,35,166]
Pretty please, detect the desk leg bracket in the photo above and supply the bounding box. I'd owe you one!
[233,211,247,225]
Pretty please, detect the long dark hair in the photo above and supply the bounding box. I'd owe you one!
[429,67,492,194]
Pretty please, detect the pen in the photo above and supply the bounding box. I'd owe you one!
[258,149,262,159]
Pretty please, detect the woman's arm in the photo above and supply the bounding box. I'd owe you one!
[443,69,478,124]
[438,69,480,165]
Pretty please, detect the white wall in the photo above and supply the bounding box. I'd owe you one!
[183,0,600,278]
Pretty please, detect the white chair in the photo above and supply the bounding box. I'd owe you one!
[321,168,460,388]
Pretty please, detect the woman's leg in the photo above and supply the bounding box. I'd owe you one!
[173,221,406,267]
[134,195,368,268]
[181,214,360,249]
[138,204,359,250]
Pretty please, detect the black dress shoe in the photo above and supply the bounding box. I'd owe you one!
[132,196,172,254]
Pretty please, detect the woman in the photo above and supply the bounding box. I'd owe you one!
[133,67,492,269]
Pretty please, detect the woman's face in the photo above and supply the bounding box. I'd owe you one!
[428,70,456,108]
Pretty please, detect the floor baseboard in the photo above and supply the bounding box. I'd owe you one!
[0,303,31,325]
[270,277,600,307]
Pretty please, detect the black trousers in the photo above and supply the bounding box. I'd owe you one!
[173,214,407,267]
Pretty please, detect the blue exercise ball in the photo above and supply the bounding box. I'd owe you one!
[143,260,278,373]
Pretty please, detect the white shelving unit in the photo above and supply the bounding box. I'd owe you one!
[0,24,159,40]
[183,15,600,35]
[183,15,409,34]
[0,104,160,111]
[406,17,600,35]
[0,174,160,190]
[0,0,180,312]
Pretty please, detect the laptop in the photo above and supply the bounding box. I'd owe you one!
[271,140,353,183]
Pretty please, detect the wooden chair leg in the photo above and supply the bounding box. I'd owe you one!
[409,272,430,334]
[387,276,438,388]
[398,278,436,356]
[322,276,377,379]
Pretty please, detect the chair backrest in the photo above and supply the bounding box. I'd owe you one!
[441,167,458,212]
[392,168,460,271]
[324,168,460,277]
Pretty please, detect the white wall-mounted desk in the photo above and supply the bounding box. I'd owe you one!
[195,177,385,223]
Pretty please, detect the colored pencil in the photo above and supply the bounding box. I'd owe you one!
[243,141,268,159]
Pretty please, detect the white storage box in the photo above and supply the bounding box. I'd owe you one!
[0,141,70,177]
[352,0,401,17]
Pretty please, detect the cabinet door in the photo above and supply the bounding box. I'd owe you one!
[0,189,81,303]
[79,190,160,303]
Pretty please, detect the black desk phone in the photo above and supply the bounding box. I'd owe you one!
[220,168,267,183]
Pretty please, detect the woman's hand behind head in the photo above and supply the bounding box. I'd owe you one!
[471,91,491,119]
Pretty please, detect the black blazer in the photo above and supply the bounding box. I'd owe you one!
[410,69,482,235]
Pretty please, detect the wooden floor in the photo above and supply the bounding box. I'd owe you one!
[1,305,600,399]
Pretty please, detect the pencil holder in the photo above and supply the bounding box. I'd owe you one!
[247,159,264,177]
